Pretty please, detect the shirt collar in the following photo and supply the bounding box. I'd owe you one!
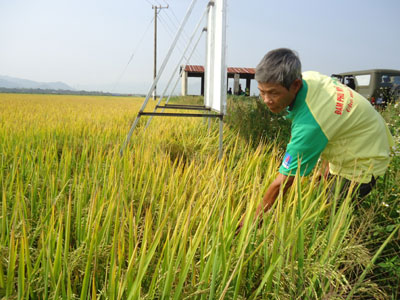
[286,79,308,118]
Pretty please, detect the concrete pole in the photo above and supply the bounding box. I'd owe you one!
[181,70,188,96]
[152,4,169,101]
[233,73,240,95]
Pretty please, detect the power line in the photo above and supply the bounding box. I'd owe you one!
[166,6,204,61]
[149,0,200,51]
[150,1,203,60]
[158,10,204,63]
[152,4,169,100]
[111,16,155,93]
[168,5,184,28]
[153,1,204,64]
[157,14,192,61]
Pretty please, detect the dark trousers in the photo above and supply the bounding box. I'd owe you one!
[328,174,377,202]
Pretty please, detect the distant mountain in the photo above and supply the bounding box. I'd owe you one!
[0,75,74,90]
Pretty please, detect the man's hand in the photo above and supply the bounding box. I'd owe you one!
[255,173,295,220]
[236,173,294,236]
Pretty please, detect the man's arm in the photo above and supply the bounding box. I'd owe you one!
[255,173,295,219]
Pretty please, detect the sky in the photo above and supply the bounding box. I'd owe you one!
[1,0,400,95]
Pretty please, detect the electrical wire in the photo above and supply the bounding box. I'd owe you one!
[150,0,200,54]
[158,11,204,63]
[157,14,201,65]
[152,1,204,63]
[162,7,204,62]
[111,16,155,93]
[168,4,185,28]
[113,0,204,93]
[157,14,188,57]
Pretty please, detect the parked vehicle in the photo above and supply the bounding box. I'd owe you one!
[331,69,400,108]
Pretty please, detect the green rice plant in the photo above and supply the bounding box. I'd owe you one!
[0,93,397,299]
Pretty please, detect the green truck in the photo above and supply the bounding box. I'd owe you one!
[331,69,400,108]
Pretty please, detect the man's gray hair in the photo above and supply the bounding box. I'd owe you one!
[255,48,302,89]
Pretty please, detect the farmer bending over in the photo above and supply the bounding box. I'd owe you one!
[255,48,394,220]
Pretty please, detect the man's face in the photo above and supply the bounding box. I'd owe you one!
[258,80,301,113]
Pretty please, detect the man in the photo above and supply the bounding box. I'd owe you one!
[255,48,394,219]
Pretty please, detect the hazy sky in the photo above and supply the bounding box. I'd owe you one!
[1,0,400,95]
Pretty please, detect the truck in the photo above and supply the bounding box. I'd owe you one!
[331,69,400,108]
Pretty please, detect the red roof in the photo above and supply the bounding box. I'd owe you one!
[184,65,204,73]
[184,65,255,75]
[227,67,255,74]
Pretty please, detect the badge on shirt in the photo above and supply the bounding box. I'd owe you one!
[282,153,292,169]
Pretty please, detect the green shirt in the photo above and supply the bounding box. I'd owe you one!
[279,71,394,183]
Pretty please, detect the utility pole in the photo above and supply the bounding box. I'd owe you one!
[152,4,169,100]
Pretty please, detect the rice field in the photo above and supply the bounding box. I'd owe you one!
[0,93,398,299]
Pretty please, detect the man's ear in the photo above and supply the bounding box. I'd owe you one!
[291,79,303,93]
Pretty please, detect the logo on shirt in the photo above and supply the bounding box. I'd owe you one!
[282,153,292,169]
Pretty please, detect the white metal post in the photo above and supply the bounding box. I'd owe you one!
[121,0,227,160]
[204,1,215,109]
[120,0,198,155]
[212,0,227,114]
[219,117,223,160]
[211,0,227,159]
